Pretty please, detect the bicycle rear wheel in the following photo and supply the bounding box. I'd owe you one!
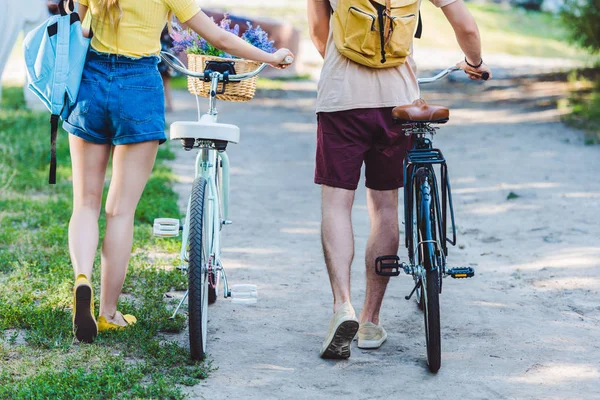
[188,177,210,360]
[416,169,441,373]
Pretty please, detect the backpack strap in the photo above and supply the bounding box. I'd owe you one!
[415,11,422,39]
[48,15,72,184]
[49,114,60,184]
[383,0,392,43]
[377,0,392,64]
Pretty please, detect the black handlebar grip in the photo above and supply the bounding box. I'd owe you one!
[482,72,490,81]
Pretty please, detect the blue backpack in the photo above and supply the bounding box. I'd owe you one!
[23,0,90,184]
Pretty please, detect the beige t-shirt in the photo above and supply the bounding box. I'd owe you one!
[316,0,457,113]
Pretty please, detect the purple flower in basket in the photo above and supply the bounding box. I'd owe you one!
[219,14,240,37]
[242,22,276,54]
[170,15,276,57]
[170,22,195,54]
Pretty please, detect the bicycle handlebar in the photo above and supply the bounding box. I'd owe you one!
[162,53,488,86]
[417,66,460,84]
[160,52,293,82]
[418,66,490,84]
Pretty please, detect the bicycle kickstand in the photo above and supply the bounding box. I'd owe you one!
[405,280,422,301]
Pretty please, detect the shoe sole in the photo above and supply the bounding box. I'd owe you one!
[320,320,359,359]
[74,285,97,343]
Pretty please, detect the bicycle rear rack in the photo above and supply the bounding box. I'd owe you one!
[403,137,457,266]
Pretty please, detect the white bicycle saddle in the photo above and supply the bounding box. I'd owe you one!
[170,114,240,144]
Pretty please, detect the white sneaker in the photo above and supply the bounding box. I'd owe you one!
[357,322,387,349]
[320,302,359,359]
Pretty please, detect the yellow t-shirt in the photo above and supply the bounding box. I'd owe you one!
[80,0,200,58]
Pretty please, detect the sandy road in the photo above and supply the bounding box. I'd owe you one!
[163,77,600,400]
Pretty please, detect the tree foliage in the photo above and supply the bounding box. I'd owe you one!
[561,0,600,53]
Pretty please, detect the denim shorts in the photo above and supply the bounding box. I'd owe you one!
[63,50,167,145]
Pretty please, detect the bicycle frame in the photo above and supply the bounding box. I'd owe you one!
[403,126,457,274]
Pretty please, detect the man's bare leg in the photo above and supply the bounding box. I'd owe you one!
[361,189,399,325]
[320,185,360,358]
[321,185,356,312]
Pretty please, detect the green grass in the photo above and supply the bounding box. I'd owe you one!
[417,2,590,59]
[0,87,212,399]
[560,69,600,144]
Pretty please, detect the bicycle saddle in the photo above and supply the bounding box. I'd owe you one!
[392,99,449,124]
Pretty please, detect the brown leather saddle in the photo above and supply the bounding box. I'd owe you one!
[392,99,449,125]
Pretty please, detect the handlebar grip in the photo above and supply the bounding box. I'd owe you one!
[282,55,294,65]
[482,72,490,81]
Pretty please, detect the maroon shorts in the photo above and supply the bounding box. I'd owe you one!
[315,107,414,191]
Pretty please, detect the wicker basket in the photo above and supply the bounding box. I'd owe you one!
[187,54,262,102]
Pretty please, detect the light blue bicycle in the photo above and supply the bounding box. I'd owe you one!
[153,52,291,360]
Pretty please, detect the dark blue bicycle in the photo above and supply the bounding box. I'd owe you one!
[375,67,489,373]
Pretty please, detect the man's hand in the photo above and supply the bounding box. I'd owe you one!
[308,0,332,58]
[442,0,490,80]
[456,59,492,81]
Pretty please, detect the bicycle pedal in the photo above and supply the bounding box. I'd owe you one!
[153,218,181,237]
[375,255,401,277]
[446,267,475,279]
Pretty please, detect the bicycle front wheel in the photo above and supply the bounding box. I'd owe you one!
[188,177,210,360]
[416,169,441,373]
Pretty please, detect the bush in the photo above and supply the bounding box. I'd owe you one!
[511,0,544,11]
[561,0,600,53]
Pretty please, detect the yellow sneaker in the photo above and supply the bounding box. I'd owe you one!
[320,302,359,359]
[98,313,137,332]
[72,274,97,343]
[357,322,388,349]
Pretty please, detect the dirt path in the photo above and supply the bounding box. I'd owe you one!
[164,78,600,400]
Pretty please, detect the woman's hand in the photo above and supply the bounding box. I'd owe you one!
[456,59,492,81]
[268,48,294,69]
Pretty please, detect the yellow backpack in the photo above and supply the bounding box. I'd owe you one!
[332,0,422,68]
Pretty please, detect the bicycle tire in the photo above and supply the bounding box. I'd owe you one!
[188,177,210,360]
[417,169,441,373]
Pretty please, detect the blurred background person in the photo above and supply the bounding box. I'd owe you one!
[0,0,51,105]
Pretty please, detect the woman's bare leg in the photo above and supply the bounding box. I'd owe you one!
[68,135,111,280]
[99,141,159,325]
